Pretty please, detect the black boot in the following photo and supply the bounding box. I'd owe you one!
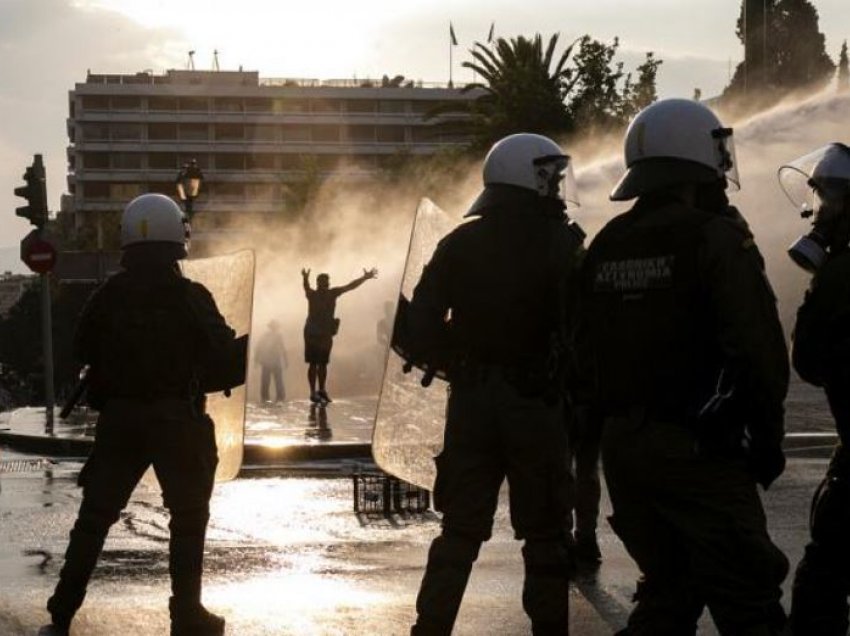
[412,534,479,635]
[169,597,225,636]
[47,525,108,629]
[37,624,70,636]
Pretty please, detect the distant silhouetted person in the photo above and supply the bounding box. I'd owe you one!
[255,320,288,404]
[301,267,377,404]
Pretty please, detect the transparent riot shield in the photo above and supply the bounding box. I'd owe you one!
[182,249,255,481]
[373,198,460,490]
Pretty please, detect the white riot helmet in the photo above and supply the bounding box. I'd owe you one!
[611,98,739,201]
[120,193,190,254]
[467,133,580,216]
[781,143,850,272]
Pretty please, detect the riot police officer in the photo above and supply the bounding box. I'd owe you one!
[580,99,789,635]
[409,133,585,635]
[40,194,242,636]
[782,142,850,635]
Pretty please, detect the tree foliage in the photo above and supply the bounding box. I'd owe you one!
[726,0,835,100]
[456,34,578,147]
[839,41,849,93]
[432,33,662,147]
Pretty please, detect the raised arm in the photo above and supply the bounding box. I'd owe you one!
[335,267,378,295]
[301,268,312,295]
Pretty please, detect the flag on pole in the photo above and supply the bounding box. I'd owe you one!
[487,22,494,43]
[450,22,458,46]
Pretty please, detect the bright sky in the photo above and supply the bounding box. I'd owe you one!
[0,0,848,260]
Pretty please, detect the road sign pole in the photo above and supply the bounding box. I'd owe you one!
[41,269,55,433]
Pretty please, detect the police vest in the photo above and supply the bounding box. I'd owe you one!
[583,202,723,419]
[91,273,201,401]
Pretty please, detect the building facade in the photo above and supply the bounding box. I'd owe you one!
[65,69,477,242]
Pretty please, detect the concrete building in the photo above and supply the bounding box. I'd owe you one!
[65,69,477,242]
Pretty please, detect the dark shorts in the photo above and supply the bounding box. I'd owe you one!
[304,331,333,364]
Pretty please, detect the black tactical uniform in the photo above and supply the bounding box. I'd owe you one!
[790,248,850,635]
[581,194,789,635]
[46,250,237,634]
[409,186,583,636]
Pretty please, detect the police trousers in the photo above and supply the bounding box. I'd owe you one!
[602,413,788,636]
[47,398,218,622]
[791,444,850,636]
[413,375,571,636]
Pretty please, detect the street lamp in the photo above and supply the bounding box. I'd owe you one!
[176,159,203,219]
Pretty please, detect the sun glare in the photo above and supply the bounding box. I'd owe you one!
[74,0,415,79]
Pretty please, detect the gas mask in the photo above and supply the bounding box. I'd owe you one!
[780,144,850,273]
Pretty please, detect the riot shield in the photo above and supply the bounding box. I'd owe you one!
[182,249,255,481]
[373,198,460,490]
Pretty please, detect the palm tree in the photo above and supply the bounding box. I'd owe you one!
[429,34,578,149]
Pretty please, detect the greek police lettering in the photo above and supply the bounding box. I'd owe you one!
[594,255,675,292]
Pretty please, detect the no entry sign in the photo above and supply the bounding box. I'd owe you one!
[20,230,57,274]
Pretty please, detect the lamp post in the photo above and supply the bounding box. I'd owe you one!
[176,159,203,219]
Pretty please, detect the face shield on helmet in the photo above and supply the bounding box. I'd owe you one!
[779,144,850,217]
[533,154,580,206]
[780,143,850,273]
[467,133,581,217]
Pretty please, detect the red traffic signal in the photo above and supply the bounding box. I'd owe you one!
[14,154,48,227]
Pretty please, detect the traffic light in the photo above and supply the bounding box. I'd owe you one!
[14,154,48,227]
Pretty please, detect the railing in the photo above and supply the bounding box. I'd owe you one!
[259,77,461,90]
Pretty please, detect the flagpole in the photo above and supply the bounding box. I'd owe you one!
[449,23,454,88]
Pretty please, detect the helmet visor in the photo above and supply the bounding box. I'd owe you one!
[534,154,580,207]
[779,144,850,216]
[560,158,580,207]
[713,127,740,192]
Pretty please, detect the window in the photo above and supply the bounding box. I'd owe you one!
[276,99,307,113]
[112,153,142,170]
[281,125,311,142]
[81,96,109,111]
[215,124,244,141]
[245,125,277,142]
[313,125,340,143]
[411,127,437,143]
[85,182,110,199]
[111,124,143,141]
[147,181,174,196]
[345,99,376,113]
[245,183,277,199]
[279,155,304,170]
[84,153,110,169]
[246,154,276,170]
[377,126,406,143]
[214,97,243,113]
[245,98,274,113]
[111,96,141,110]
[378,100,407,113]
[81,123,109,140]
[315,155,340,170]
[179,97,208,112]
[215,154,244,170]
[345,125,375,142]
[149,123,177,140]
[149,153,178,170]
[149,96,178,111]
[110,183,143,199]
[179,124,208,141]
[211,182,244,199]
[311,99,340,113]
